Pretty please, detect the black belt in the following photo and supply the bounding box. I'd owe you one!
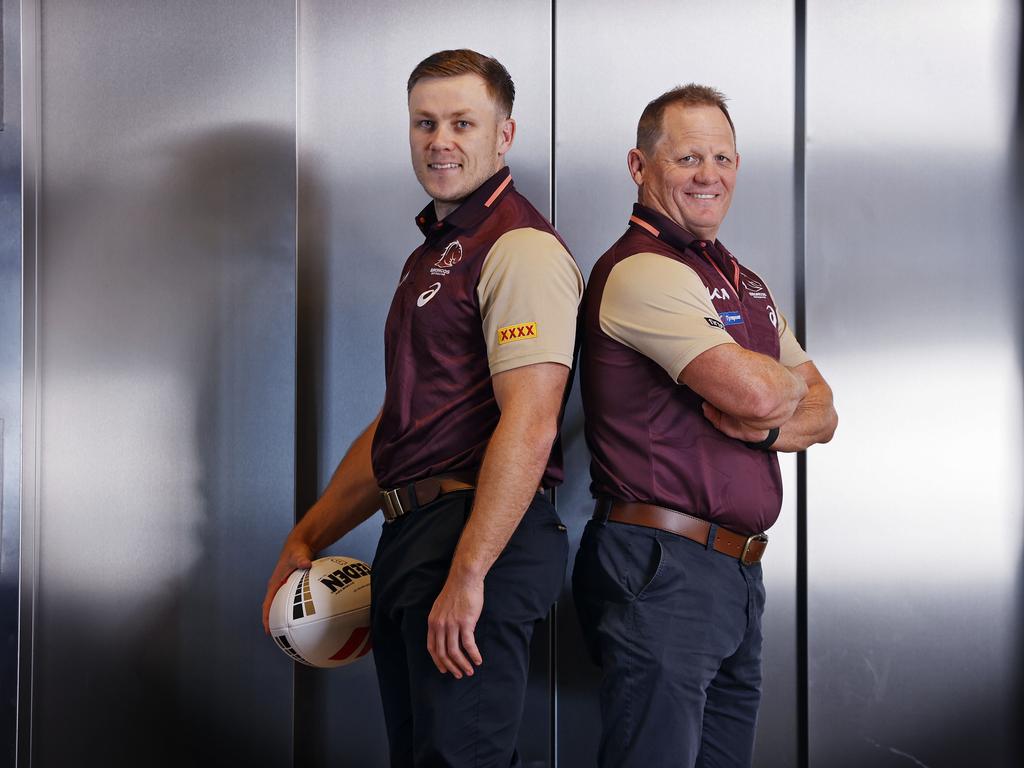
[380,471,477,522]
[594,498,768,565]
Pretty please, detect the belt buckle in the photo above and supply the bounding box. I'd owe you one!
[381,488,405,522]
[740,533,769,565]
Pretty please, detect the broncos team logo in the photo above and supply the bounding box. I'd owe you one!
[435,241,463,269]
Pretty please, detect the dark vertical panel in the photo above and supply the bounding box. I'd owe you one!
[806,1,1020,766]
[793,2,809,767]
[296,2,554,765]
[30,2,296,765]
[555,3,800,766]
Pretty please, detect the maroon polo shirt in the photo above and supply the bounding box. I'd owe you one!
[372,167,580,490]
[582,204,796,534]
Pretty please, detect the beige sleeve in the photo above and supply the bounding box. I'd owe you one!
[477,227,584,376]
[776,311,810,367]
[768,287,811,368]
[600,252,737,381]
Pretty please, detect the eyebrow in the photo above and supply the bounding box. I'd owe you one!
[411,108,477,119]
[681,145,736,155]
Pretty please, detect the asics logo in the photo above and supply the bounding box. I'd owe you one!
[417,282,442,307]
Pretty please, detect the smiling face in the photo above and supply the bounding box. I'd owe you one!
[628,103,739,241]
[408,73,515,220]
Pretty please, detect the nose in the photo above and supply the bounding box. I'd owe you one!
[693,158,719,185]
[429,124,454,151]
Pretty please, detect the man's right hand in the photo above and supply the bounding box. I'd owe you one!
[262,539,315,634]
[260,410,384,635]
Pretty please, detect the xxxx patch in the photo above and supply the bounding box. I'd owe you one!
[498,322,539,345]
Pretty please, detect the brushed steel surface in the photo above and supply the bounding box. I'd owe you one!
[29,2,296,765]
[554,2,799,766]
[297,1,554,764]
[18,1,40,763]
[1,0,22,764]
[16,3,1017,766]
[806,1,1021,766]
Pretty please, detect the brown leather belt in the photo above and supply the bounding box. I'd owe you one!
[381,471,477,522]
[596,499,768,566]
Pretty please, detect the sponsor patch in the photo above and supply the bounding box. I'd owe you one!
[498,322,538,344]
[705,317,725,330]
[720,311,744,327]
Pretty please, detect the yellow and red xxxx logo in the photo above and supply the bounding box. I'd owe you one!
[497,322,538,345]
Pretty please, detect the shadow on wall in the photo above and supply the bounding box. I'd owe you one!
[292,137,393,768]
[32,125,295,767]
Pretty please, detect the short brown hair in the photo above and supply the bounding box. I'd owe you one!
[636,84,736,154]
[407,49,515,118]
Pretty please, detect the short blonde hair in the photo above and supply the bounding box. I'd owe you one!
[407,49,515,118]
[636,84,736,153]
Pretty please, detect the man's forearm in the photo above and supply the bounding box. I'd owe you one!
[683,344,807,428]
[700,361,836,450]
[448,411,556,583]
[424,362,569,677]
[772,381,838,452]
[290,413,383,552]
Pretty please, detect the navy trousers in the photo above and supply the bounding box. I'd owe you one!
[371,491,568,768]
[572,517,765,768]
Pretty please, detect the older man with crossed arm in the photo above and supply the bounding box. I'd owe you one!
[573,84,837,768]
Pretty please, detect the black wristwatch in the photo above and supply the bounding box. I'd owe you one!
[745,427,779,451]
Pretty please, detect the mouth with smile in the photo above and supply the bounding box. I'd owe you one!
[687,193,718,200]
[428,162,461,171]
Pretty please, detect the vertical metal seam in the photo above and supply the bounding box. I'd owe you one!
[18,0,43,764]
[548,4,559,767]
[290,3,301,765]
[550,0,557,228]
[794,1,809,767]
[292,2,300,766]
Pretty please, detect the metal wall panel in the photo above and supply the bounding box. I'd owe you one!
[806,1,1021,766]
[554,3,799,766]
[296,2,554,765]
[1,0,22,763]
[28,2,296,765]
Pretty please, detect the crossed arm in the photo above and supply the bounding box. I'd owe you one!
[681,343,838,452]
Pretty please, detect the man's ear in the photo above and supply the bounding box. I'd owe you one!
[627,148,645,187]
[497,117,516,158]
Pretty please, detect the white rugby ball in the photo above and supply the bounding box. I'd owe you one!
[268,555,373,668]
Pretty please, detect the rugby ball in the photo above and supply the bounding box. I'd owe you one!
[268,556,373,668]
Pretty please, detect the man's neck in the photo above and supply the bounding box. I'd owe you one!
[433,199,461,221]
